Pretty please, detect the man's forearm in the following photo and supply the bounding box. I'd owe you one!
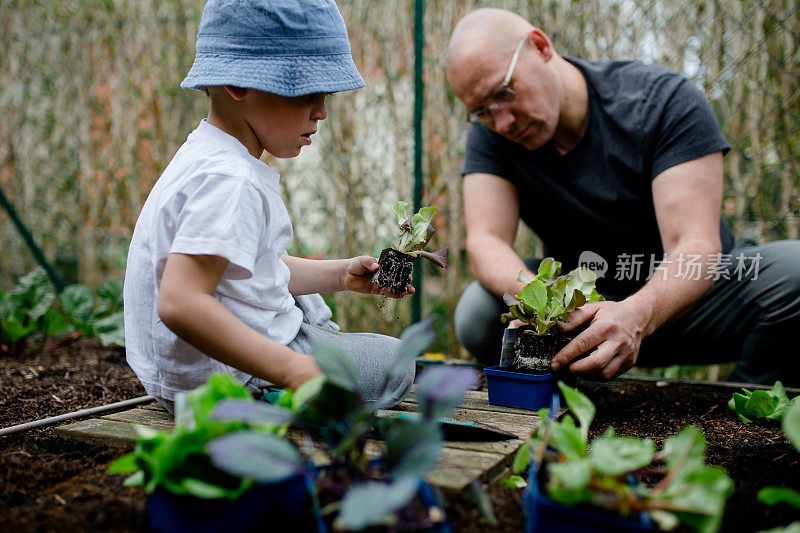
[624,242,719,337]
[467,234,536,297]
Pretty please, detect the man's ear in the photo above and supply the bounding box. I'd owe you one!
[527,27,554,62]
[222,85,248,101]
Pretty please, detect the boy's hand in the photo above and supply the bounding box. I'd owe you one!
[343,255,415,298]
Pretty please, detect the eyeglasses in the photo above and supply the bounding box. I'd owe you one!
[466,36,527,125]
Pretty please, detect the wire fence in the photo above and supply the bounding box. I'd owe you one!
[1,0,798,356]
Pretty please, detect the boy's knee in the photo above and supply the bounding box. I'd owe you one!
[384,361,415,406]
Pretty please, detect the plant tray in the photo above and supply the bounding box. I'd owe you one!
[484,366,556,411]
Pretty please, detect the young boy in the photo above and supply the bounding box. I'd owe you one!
[123,0,413,413]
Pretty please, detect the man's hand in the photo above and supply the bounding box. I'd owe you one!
[342,255,415,298]
[550,299,650,381]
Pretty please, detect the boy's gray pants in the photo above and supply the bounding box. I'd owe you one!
[454,240,800,386]
[155,294,412,413]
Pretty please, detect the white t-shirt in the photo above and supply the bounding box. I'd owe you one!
[123,120,303,400]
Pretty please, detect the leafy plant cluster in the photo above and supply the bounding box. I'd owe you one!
[0,268,124,353]
[728,381,798,423]
[389,201,448,269]
[110,318,477,531]
[501,258,602,335]
[755,399,800,533]
[508,382,733,533]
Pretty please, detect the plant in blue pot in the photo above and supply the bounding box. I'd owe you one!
[508,382,734,533]
[485,258,601,410]
[110,317,477,532]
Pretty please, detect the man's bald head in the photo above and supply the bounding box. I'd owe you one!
[446,8,536,94]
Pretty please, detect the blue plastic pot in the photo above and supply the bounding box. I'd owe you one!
[524,471,653,533]
[147,473,309,533]
[484,366,557,411]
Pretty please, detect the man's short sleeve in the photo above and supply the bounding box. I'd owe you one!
[170,174,267,279]
[462,124,510,178]
[646,74,730,179]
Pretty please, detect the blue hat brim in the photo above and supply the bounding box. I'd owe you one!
[180,53,365,96]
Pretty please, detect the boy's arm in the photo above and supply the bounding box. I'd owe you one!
[158,253,321,391]
[282,254,413,297]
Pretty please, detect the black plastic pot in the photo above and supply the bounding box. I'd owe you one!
[373,248,414,293]
[500,326,574,373]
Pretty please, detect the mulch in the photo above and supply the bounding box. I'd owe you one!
[1,338,799,532]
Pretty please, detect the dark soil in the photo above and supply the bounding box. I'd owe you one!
[2,339,799,532]
[373,248,414,294]
[503,326,575,373]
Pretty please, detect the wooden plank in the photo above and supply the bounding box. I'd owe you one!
[101,407,174,430]
[54,418,139,447]
[400,390,540,416]
[427,447,508,490]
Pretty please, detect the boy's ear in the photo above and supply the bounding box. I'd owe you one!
[222,85,248,101]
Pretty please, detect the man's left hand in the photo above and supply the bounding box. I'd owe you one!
[550,300,648,381]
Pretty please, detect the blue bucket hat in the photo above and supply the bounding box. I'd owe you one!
[181,0,365,96]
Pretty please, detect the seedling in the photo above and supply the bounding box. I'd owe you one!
[756,399,800,528]
[372,201,448,293]
[510,382,734,533]
[110,318,477,531]
[728,381,798,423]
[500,258,601,373]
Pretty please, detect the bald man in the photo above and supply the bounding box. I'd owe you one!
[448,8,800,385]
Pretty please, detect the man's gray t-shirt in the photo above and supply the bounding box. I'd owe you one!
[463,57,733,298]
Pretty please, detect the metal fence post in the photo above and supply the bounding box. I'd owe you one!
[412,0,425,325]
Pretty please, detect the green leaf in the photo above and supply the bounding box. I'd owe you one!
[745,390,779,418]
[392,201,410,227]
[409,206,438,250]
[548,456,592,491]
[518,280,548,317]
[729,392,753,422]
[512,441,530,474]
[536,258,560,283]
[93,311,125,347]
[503,475,527,488]
[107,452,139,474]
[187,373,251,427]
[60,285,95,323]
[756,523,800,533]
[550,415,587,458]
[96,280,123,316]
[1,313,36,343]
[659,465,733,533]
[206,430,304,483]
[783,399,800,453]
[337,476,419,531]
[41,309,70,337]
[11,268,56,320]
[589,435,655,476]
[313,342,363,395]
[291,375,325,411]
[558,382,596,443]
[758,487,800,510]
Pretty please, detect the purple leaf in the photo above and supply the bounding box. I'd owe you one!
[206,430,304,483]
[416,366,479,420]
[211,399,295,425]
[411,246,449,269]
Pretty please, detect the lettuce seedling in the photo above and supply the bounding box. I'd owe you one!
[728,381,798,423]
[501,258,601,335]
[389,201,448,268]
[511,382,734,533]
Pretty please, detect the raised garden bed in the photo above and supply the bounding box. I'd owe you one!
[1,338,799,532]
